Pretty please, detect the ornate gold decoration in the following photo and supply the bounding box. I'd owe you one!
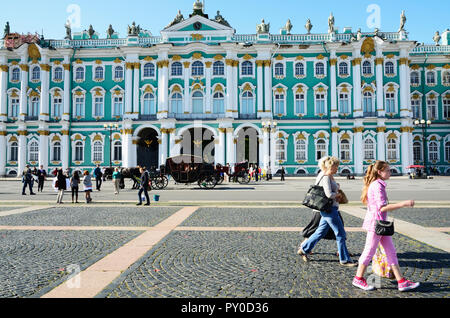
[205,61,212,68]
[387,132,397,140]
[19,64,29,72]
[18,130,28,136]
[375,57,384,65]
[255,60,264,67]
[61,130,70,136]
[40,64,51,72]
[275,55,284,60]
[387,84,395,92]
[214,55,224,61]
[0,65,8,72]
[191,34,204,41]
[214,85,224,93]
[75,59,83,64]
[385,54,395,59]
[426,64,436,70]
[331,127,340,133]
[183,61,191,69]
[352,127,364,133]
[296,55,305,60]
[232,60,239,67]
[62,64,71,71]
[399,57,409,65]
[352,58,362,66]
[263,60,272,67]
[125,62,134,70]
[329,58,337,66]
[243,83,253,92]
[341,132,351,140]
[295,86,304,94]
[171,85,181,93]
[28,44,41,60]
[133,62,141,69]
[276,87,284,94]
[53,90,62,97]
[243,54,253,60]
[192,52,203,60]
[316,54,325,60]
[143,56,153,62]
[10,90,19,98]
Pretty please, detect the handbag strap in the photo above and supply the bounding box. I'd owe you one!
[315,173,326,186]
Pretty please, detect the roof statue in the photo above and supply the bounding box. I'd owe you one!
[256,19,270,34]
[328,12,335,34]
[305,19,312,34]
[433,31,441,45]
[4,22,10,39]
[399,10,406,32]
[64,21,72,40]
[107,25,115,39]
[166,10,185,29]
[127,22,141,36]
[214,10,231,27]
[285,19,293,34]
[87,25,95,39]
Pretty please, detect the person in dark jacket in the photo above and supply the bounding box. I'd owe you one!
[37,165,47,192]
[22,165,35,195]
[93,164,102,191]
[281,167,286,181]
[56,169,67,204]
[137,167,150,206]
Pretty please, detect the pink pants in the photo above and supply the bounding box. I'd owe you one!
[359,231,399,266]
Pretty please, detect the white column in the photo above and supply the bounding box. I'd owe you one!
[270,128,276,173]
[399,51,410,117]
[0,128,6,176]
[205,62,212,114]
[61,128,70,171]
[225,59,234,117]
[124,62,133,118]
[38,128,49,171]
[353,125,364,175]
[331,126,339,158]
[330,56,338,117]
[232,61,238,118]
[256,60,264,118]
[62,63,71,121]
[263,128,269,170]
[400,125,412,174]
[352,50,362,117]
[122,121,133,168]
[264,60,272,115]
[159,129,168,166]
[0,61,8,122]
[39,58,50,122]
[377,121,386,161]
[218,128,226,165]
[130,138,138,168]
[183,62,190,114]
[133,62,140,119]
[226,128,235,166]
[169,129,179,158]
[375,57,385,117]
[19,64,29,121]
[18,128,27,176]
[161,61,169,119]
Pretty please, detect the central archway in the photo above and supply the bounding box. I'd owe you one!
[180,128,215,163]
[236,127,260,165]
[137,128,159,169]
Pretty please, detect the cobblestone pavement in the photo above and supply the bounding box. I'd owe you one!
[0,204,448,298]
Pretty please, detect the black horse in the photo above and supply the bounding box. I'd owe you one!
[120,167,141,189]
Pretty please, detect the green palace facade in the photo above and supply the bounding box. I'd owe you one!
[1,1,450,176]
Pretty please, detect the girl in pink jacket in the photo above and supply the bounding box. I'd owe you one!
[352,160,420,292]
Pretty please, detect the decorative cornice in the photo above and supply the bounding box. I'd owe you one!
[352,58,362,66]
[331,127,340,133]
[375,57,384,65]
[376,126,386,133]
[0,65,9,72]
[40,64,51,72]
[18,130,28,136]
[352,127,364,133]
[399,57,410,66]
[37,130,50,136]
[19,64,29,72]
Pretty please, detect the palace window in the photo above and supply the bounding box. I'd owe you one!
[11,68,20,82]
[74,97,84,118]
[241,61,253,76]
[362,61,372,75]
[427,97,437,120]
[143,93,156,115]
[171,62,183,76]
[93,141,103,162]
[364,139,375,161]
[274,93,285,115]
[9,97,19,118]
[192,91,204,113]
[275,139,286,161]
[191,61,204,77]
[315,62,325,76]
[28,141,39,162]
[213,92,225,114]
[52,142,61,162]
[363,92,374,114]
[443,96,450,119]
[295,62,305,76]
[53,96,62,118]
[385,92,396,113]
[443,71,450,85]
[413,141,422,162]
[387,138,398,161]
[241,91,254,114]
[9,141,18,162]
[53,67,63,81]
[426,71,436,85]
[114,66,124,80]
[411,98,421,119]
[93,96,104,117]
[274,63,284,77]
[75,67,84,81]
[29,97,39,117]
[143,63,155,78]
[31,66,40,81]
[339,93,350,114]
[75,141,84,162]
[113,96,124,117]
[315,93,326,114]
[94,66,104,80]
[445,141,450,162]
[410,71,420,85]
[295,93,305,115]
[340,139,351,161]
[316,139,327,161]
[385,61,395,75]
[170,93,182,114]
[213,61,224,76]
[338,62,348,76]
[113,141,122,161]
[428,141,438,161]
[295,139,306,161]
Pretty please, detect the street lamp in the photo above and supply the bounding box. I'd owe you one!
[262,120,278,180]
[414,119,431,176]
[103,123,120,169]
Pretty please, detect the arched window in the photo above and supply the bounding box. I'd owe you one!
[114,66,124,80]
[413,141,422,162]
[143,63,155,78]
[53,67,63,81]
[29,140,39,162]
[274,63,284,76]
[213,61,224,76]
[10,141,18,161]
[316,139,327,161]
[443,71,450,85]
[385,61,395,75]
[445,141,450,162]
[75,141,84,162]
[213,92,225,114]
[31,66,40,81]
[387,139,398,161]
[295,62,305,76]
[171,62,182,76]
[30,97,40,117]
[364,139,375,160]
[192,91,203,113]
[94,66,104,80]
[428,141,438,161]
[363,91,374,113]
[93,141,103,162]
[143,93,156,115]
[338,62,348,76]
[426,71,435,85]
[12,68,20,81]
[75,67,84,81]
[191,61,204,77]
[170,92,183,114]
[241,91,254,114]
[315,62,324,76]
[274,92,285,114]
[295,139,306,161]
[52,141,61,161]
[276,139,286,161]
[362,61,372,75]
[340,139,350,161]
[410,71,420,85]
[241,61,253,76]
[339,92,349,114]
[113,141,122,161]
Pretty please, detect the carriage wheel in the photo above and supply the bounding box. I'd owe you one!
[216,175,224,185]
[237,173,250,184]
[154,176,168,190]
[161,176,169,189]
[198,175,217,189]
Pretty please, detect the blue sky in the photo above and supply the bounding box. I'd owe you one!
[2,0,449,44]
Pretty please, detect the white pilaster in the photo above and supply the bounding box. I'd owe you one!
[205,62,212,114]
[122,120,133,168]
[225,58,234,117]
[226,128,235,166]
[124,62,134,119]
[183,62,190,114]
[18,125,27,176]
[0,125,6,176]
[399,47,410,117]
[377,119,386,161]
[331,120,339,158]
[256,60,264,118]
[133,62,140,119]
[329,50,338,117]
[352,46,363,117]
[353,121,364,175]
[270,128,276,173]
[264,60,273,115]
[263,128,269,170]
[19,64,29,122]
[39,55,50,122]
[0,54,8,122]
[375,56,385,117]
[159,130,168,166]
[218,128,226,165]
[61,125,70,171]
[62,59,71,121]
[38,126,49,171]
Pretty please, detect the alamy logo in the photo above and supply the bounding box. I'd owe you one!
[366,4,382,29]
[66,4,81,29]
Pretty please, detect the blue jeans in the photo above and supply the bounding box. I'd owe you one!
[301,206,352,263]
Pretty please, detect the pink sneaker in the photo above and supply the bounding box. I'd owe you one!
[398,279,420,292]
[352,277,375,291]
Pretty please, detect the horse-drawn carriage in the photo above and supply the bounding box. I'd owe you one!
[165,155,220,189]
[119,167,168,190]
[215,161,250,184]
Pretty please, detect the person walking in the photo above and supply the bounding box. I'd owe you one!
[352,160,420,292]
[22,165,36,195]
[281,167,286,181]
[93,164,102,191]
[112,167,121,195]
[83,170,93,203]
[297,156,357,267]
[137,167,150,206]
[37,165,47,192]
[56,169,67,204]
[70,170,80,203]
[254,165,259,182]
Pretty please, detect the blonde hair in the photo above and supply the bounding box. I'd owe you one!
[318,156,340,172]
[360,160,389,204]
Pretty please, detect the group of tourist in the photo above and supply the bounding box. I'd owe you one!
[297,156,420,292]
